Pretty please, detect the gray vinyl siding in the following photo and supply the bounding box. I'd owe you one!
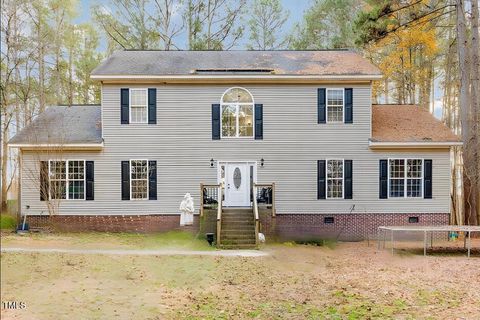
[20,84,451,216]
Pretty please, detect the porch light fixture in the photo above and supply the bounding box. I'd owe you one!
[210,158,214,167]
[260,158,264,167]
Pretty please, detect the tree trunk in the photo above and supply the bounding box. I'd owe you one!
[470,0,480,223]
[456,0,478,225]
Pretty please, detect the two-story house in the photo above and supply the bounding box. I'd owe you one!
[9,50,461,245]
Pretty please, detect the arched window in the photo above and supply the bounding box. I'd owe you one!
[220,87,254,138]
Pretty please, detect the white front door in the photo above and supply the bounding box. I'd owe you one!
[224,163,250,207]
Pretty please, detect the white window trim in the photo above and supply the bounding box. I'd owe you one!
[129,88,149,124]
[220,87,255,139]
[387,158,424,199]
[325,159,345,199]
[326,88,345,124]
[129,159,149,201]
[48,159,86,201]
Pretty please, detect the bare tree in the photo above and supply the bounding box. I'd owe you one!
[185,0,246,50]
[456,0,478,225]
[247,0,289,50]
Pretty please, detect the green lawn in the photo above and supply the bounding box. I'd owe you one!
[0,213,17,230]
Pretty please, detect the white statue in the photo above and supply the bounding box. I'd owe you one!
[258,233,266,243]
[179,193,195,226]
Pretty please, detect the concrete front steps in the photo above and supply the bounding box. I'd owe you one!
[219,208,257,249]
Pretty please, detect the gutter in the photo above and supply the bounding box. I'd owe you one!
[369,141,463,149]
[90,74,383,82]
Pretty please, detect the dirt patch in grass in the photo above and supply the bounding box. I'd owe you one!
[2,239,480,319]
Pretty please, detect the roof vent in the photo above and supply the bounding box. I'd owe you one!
[192,68,274,75]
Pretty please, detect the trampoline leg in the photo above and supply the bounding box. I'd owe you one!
[424,231,427,257]
[383,229,386,249]
[391,230,394,255]
[377,229,380,250]
[468,231,471,258]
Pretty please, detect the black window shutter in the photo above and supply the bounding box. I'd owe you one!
[148,160,157,200]
[121,88,129,124]
[40,161,49,201]
[148,88,157,124]
[85,161,94,200]
[317,160,326,199]
[345,88,353,123]
[121,161,130,200]
[212,104,221,140]
[379,159,388,199]
[344,160,353,199]
[424,159,432,199]
[317,88,326,124]
[255,104,263,140]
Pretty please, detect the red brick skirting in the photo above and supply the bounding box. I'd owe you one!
[266,213,449,241]
[26,212,449,241]
[27,215,199,233]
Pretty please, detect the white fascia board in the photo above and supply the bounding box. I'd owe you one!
[90,74,383,81]
[369,141,463,149]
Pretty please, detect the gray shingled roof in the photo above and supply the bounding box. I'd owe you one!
[91,50,381,76]
[9,105,102,145]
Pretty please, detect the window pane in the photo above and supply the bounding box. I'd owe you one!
[407,159,422,178]
[50,161,66,180]
[389,179,404,197]
[131,89,147,106]
[327,106,343,122]
[327,160,343,179]
[389,159,405,178]
[327,179,343,198]
[327,90,343,106]
[131,160,148,179]
[131,106,147,123]
[407,179,422,197]
[50,180,66,199]
[238,105,253,137]
[221,105,236,137]
[68,161,84,180]
[68,181,85,199]
[131,180,148,199]
[222,88,253,103]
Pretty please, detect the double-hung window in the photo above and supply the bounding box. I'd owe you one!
[388,159,423,198]
[327,88,344,123]
[327,159,344,199]
[130,160,148,200]
[130,89,148,123]
[49,160,85,200]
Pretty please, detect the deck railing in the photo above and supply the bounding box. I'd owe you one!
[200,183,222,217]
[254,183,276,217]
[200,183,223,246]
[252,184,260,245]
[216,184,223,247]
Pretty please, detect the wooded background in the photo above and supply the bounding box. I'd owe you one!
[1,0,479,225]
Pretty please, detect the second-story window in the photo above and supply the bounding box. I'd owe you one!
[221,87,254,138]
[327,89,344,123]
[130,89,148,123]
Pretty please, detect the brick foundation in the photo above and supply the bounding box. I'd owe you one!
[267,212,450,241]
[26,212,449,241]
[26,215,199,233]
